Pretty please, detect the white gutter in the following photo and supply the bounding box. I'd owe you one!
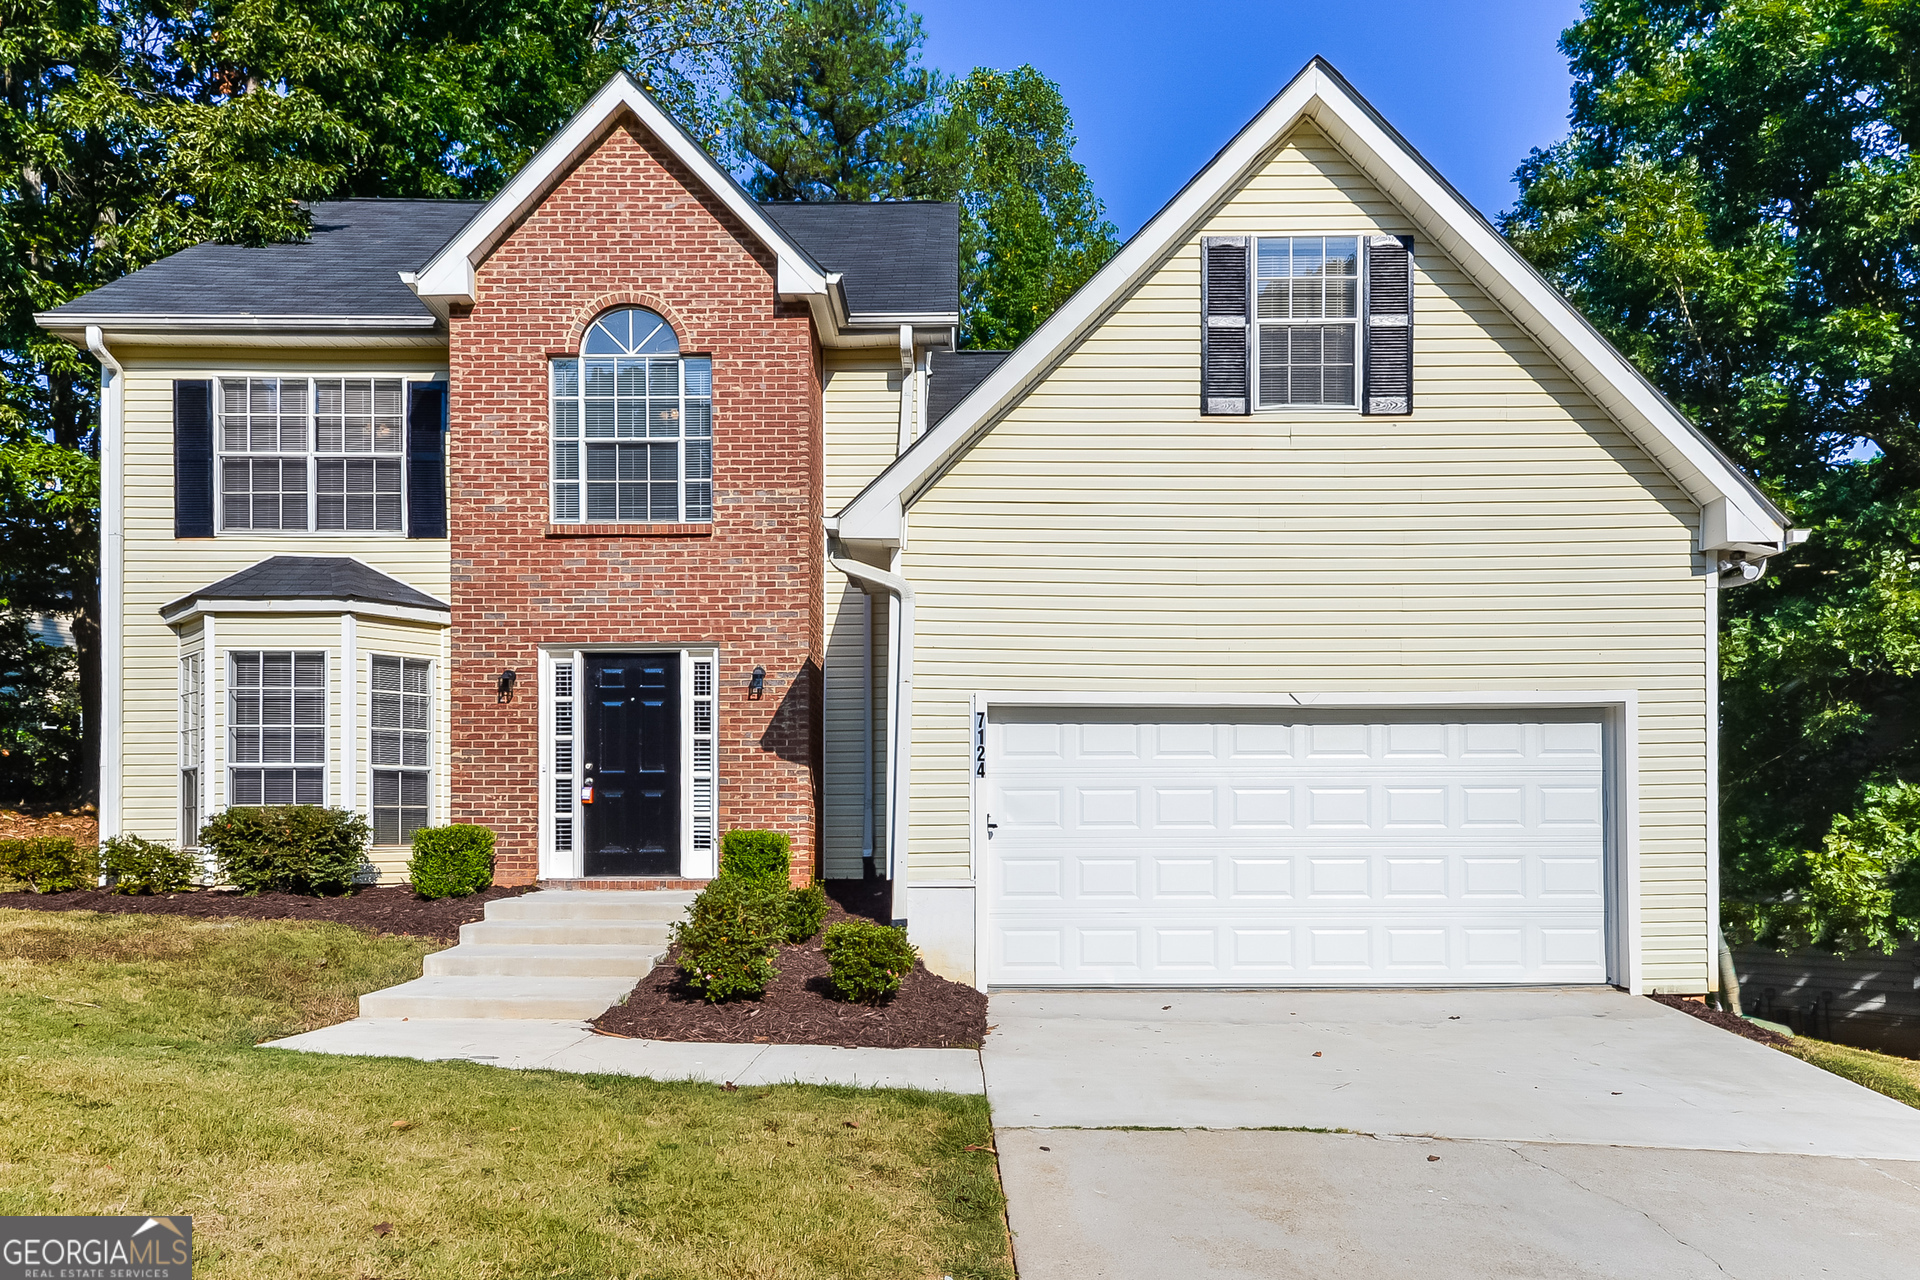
[827,550,913,926]
[86,325,124,844]
[860,591,876,876]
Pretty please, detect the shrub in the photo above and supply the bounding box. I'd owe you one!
[0,837,95,893]
[409,825,496,899]
[718,829,790,888]
[673,875,786,1003]
[201,806,370,896]
[100,834,198,894]
[785,882,828,943]
[820,920,918,1003]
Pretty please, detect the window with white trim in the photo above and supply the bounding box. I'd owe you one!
[370,655,431,844]
[229,650,326,805]
[550,309,712,524]
[1254,236,1359,408]
[179,652,203,847]
[218,377,405,532]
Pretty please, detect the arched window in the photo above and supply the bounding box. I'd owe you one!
[550,308,712,523]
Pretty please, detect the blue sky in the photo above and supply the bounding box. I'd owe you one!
[914,0,1589,237]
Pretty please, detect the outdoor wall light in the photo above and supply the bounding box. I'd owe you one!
[747,666,766,700]
[497,669,518,703]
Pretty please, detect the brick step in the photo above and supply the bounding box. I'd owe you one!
[358,976,637,1020]
[423,943,667,978]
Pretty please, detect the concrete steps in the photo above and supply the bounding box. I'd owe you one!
[358,889,694,1019]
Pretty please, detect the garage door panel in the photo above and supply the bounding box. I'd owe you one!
[987,710,1609,987]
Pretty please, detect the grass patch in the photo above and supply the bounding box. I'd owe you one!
[1782,1037,1920,1109]
[0,909,1012,1280]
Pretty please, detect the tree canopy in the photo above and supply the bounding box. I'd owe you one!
[1505,0,1920,951]
[726,0,1116,346]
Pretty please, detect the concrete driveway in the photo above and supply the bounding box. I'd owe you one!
[983,989,1920,1279]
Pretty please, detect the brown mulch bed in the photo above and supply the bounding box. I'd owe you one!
[0,805,99,846]
[593,884,988,1050]
[1650,992,1792,1047]
[0,883,534,941]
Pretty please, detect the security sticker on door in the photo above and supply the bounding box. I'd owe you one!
[579,783,594,805]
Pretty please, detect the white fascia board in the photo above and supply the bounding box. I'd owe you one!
[160,598,450,627]
[36,313,437,334]
[836,59,1786,550]
[410,74,830,305]
[973,688,1637,710]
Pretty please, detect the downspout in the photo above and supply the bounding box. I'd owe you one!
[86,326,124,847]
[897,325,917,453]
[860,591,876,878]
[827,547,913,928]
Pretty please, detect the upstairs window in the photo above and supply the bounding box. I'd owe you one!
[550,308,713,524]
[1254,236,1359,409]
[218,377,405,532]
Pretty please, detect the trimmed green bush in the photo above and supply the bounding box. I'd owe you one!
[409,825,496,899]
[100,834,197,894]
[673,875,785,1003]
[0,837,95,893]
[201,806,369,896]
[820,920,918,1004]
[718,829,790,888]
[785,882,828,944]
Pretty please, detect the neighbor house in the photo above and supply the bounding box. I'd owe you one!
[38,58,1796,996]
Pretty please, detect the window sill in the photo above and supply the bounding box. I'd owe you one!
[546,523,713,538]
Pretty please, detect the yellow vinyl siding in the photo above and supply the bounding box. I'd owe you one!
[896,124,1713,990]
[820,357,902,877]
[116,346,450,873]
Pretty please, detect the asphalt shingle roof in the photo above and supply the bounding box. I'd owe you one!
[41,200,483,323]
[162,556,449,616]
[928,349,1011,425]
[760,201,960,318]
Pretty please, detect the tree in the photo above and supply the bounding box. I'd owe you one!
[939,66,1117,349]
[1504,0,1920,949]
[726,0,949,202]
[724,3,1117,346]
[0,613,82,805]
[5,0,776,801]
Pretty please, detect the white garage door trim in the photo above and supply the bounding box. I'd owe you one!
[966,691,1641,994]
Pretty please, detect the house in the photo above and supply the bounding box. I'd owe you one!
[38,58,1796,996]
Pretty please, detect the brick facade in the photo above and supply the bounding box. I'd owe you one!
[447,117,824,886]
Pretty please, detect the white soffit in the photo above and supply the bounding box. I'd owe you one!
[835,58,1787,550]
[409,74,830,306]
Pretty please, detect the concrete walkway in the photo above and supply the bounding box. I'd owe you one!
[266,1018,983,1093]
[985,988,1920,1279]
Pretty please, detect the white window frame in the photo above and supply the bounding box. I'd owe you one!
[368,654,434,846]
[227,649,329,807]
[548,309,713,525]
[538,647,717,880]
[1251,234,1363,412]
[214,374,418,536]
[178,650,204,848]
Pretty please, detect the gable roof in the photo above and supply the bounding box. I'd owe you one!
[36,200,481,335]
[160,556,449,622]
[406,74,957,340]
[927,349,1010,425]
[834,58,1790,555]
[761,202,960,319]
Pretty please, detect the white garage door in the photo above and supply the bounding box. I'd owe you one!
[985,709,1610,987]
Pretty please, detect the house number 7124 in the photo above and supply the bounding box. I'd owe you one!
[974,711,986,778]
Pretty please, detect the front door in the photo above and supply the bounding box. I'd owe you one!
[582,654,680,876]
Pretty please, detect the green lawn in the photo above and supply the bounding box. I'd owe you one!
[1784,1036,1920,1109]
[0,909,1012,1280]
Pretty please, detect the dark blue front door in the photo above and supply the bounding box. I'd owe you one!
[582,654,679,876]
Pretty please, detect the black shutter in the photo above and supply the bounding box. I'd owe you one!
[407,381,448,539]
[1363,235,1414,415]
[173,380,214,538]
[1201,236,1251,414]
